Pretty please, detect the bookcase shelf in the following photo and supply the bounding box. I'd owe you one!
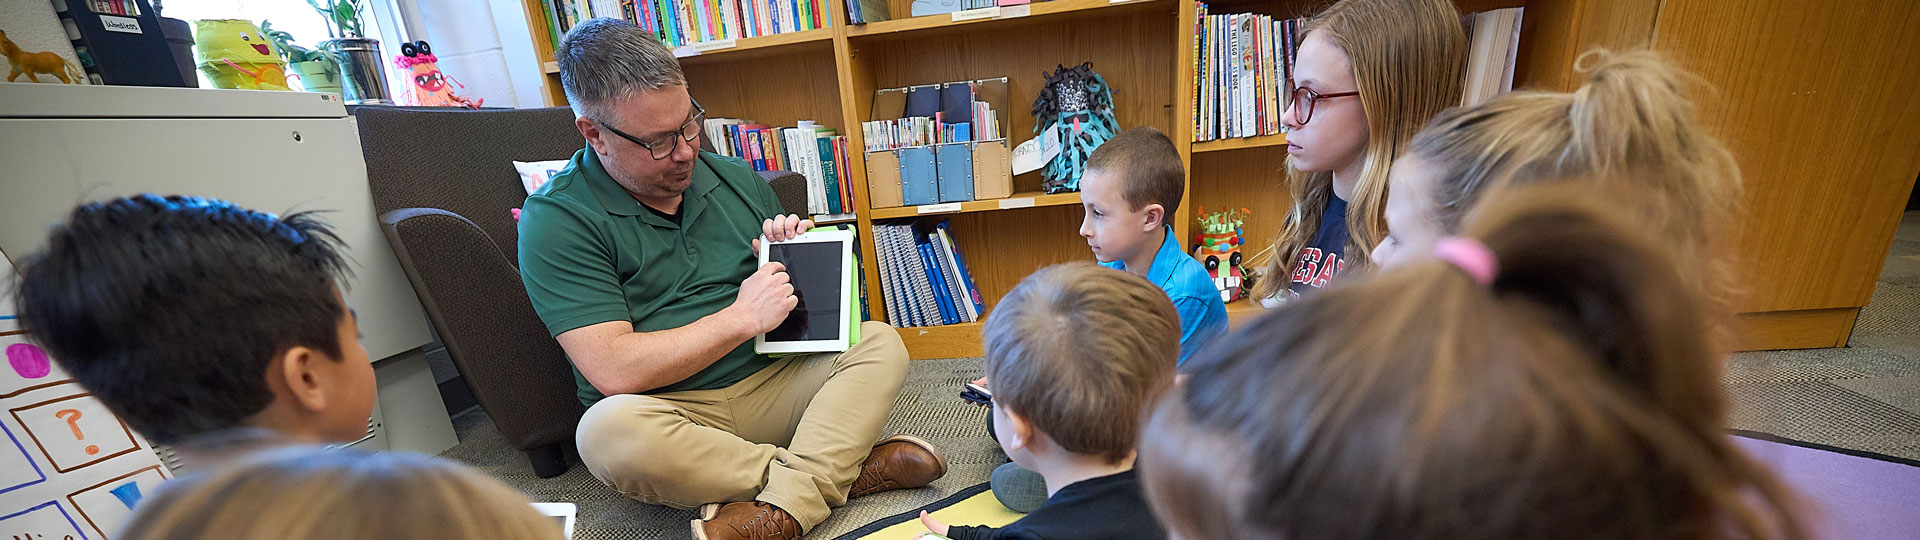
[519,0,1680,359]
[676,28,836,66]
[1225,300,1263,325]
[868,191,1082,220]
[1192,133,1288,153]
[897,322,985,359]
[845,0,1170,39]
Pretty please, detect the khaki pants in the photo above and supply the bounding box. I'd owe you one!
[575,322,908,531]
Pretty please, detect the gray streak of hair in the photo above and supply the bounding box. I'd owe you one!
[556,18,687,121]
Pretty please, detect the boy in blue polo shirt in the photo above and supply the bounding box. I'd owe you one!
[983,127,1231,514]
[1077,127,1228,365]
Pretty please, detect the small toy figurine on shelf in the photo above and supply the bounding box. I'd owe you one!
[394,41,481,109]
[193,19,290,90]
[1194,207,1251,303]
[1030,62,1118,194]
[1,29,84,84]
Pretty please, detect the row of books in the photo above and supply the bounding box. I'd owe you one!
[541,0,832,50]
[86,0,140,16]
[702,119,857,217]
[842,0,890,24]
[907,0,1033,17]
[859,105,998,152]
[875,221,985,328]
[1192,5,1302,142]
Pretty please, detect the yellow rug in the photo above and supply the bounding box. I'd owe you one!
[835,483,1023,539]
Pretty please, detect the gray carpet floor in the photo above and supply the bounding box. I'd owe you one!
[439,356,1005,540]
[442,211,1920,539]
[1722,211,1920,460]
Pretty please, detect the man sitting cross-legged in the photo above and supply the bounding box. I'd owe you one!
[518,18,945,540]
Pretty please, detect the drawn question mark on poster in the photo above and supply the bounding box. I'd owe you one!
[54,409,98,455]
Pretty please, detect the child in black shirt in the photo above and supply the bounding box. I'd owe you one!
[919,263,1177,540]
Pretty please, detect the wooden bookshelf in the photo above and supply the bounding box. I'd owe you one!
[517,0,1919,356]
[897,322,986,359]
[1193,133,1287,153]
[1225,300,1264,325]
[845,0,1169,38]
[675,28,835,66]
[868,191,1082,219]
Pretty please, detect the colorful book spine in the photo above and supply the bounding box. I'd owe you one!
[918,241,958,325]
[929,228,973,322]
[938,223,987,318]
[818,136,842,215]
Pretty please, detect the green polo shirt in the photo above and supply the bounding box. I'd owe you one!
[518,147,783,407]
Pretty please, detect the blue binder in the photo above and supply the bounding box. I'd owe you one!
[919,242,959,325]
[935,143,974,203]
[900,146,939,206]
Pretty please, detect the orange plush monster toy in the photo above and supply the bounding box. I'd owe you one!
[393,41,480,109]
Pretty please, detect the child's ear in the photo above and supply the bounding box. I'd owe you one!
[1004,408,1038,453]
[1142,203,1166,231]
[274,346,330,414]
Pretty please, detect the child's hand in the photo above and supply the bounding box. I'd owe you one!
[971,377,988,388]
[919,510,950,537]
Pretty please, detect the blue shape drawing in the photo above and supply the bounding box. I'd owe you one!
[1,421,49,496]
[0,500,90,540]
[108,482,143,509]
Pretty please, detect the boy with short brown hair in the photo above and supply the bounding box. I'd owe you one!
[922,263,1177,540]
[1077,127,1228,365]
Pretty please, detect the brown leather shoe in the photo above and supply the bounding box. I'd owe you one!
[848,434,948,498]
[690,501,801,540]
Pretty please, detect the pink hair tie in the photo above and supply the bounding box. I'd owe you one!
[1433,237,1498,285]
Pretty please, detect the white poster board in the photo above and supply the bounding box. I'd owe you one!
[0,250,168,540]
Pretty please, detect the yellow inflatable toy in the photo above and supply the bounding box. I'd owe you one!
[193,19,289,90]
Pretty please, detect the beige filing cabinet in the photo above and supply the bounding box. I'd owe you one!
[0,84,457,459]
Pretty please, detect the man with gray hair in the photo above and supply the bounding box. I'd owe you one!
[517,18,944,540]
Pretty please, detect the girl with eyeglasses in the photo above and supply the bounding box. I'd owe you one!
[1250,0,1467,305]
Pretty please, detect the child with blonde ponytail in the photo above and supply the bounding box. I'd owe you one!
[1372,49,1743,312]
[1250,0,1468,304]
[1141,184,1808,540]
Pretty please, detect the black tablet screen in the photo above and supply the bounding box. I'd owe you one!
[766,240,843,342]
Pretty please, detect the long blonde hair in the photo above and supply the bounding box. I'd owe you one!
[119,447,563,540]
[1407,49,1743,311]
[1143,185,1808,540]
[1253,0,1468,299]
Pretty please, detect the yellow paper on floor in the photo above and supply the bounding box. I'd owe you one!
[852,489,1024,540]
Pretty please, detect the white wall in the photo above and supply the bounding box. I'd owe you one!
[407,0,546,109]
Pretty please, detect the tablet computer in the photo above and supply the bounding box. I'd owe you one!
[530,502,577,539]
[755,228,855,354]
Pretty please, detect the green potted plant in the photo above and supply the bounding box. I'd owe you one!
[262,20,342,95]
[309,0,391,104]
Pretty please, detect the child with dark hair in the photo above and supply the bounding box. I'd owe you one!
[14,194,374,464]
[1139,184,1809,540]
[922,263,1177,540]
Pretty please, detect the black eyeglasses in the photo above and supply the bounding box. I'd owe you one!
[1288,85,1359,126]
[596,99,706,160]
